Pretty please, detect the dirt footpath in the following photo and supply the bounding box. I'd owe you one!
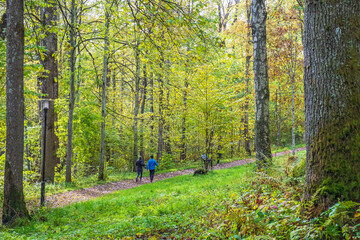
[43,147,306,209]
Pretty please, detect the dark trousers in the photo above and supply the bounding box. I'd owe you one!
[149,170,155,182]
[136,169,143,181]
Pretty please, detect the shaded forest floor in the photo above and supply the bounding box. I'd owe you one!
[41,147,305,209]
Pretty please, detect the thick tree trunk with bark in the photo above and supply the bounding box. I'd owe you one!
[251,0,272,168]
[39,0,59,183]
[2,0,29,224]
[65,0,77,183]
[99,1,110,180]
[303,0,360,214]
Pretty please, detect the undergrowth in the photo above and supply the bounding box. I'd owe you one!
[205,152,360,240]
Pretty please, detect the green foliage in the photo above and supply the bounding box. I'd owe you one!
[291,201,360,240]
[208,152,360,240]
[291,156,306,178]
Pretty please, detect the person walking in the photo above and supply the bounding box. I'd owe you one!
[135,156,145,182]
[146,155,159,183]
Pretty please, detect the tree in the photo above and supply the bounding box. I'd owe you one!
[65,0,77,183]
[244,0,252,156]
[251,0,272,168]
[303,0,360,215]
[99,0,111,180]
[39,0,59,183]
[2,0,29,224]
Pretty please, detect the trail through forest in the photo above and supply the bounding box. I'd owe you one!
[31,147,305,209]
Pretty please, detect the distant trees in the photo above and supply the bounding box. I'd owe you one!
[0,0,307,214]
[303,0,360,214]
[2,0,29,224]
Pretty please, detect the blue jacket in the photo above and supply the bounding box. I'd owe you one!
[147,158,159,170]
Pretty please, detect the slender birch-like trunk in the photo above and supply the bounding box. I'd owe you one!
[65,0,77,183]
[99,0,110,180]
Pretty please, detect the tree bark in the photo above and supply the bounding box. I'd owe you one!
[65,0,77,183]
[157,62,164,164]
[164,85,172,155]
[149,72,154,147]
[244,0,252,156]
[303,0,360,214]
[290,37,297,156]
[180,79,188,161]
[251,0,272,168]
[139,63,147,158]
[3,0,29,224]
[99,0,110,180]
[275,85,282,146]
[39,0,59,183]
[132,42,141,171]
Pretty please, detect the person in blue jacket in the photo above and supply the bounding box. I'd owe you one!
[146,155,159,182]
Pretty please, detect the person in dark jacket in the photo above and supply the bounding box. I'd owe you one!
[136,156,145,182]
[146,155,159,182]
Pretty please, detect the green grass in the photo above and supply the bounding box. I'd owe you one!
[22,143,305,204]
[0,163,253,239]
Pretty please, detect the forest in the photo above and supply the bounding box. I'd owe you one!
[0,0,359,239]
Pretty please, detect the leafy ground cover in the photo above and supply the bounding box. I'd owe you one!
[205,151,360,240]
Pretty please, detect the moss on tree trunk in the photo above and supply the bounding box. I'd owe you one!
[303,0,360,215]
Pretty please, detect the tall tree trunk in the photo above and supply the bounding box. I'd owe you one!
[2,0,29,224]
[291,51,296,156]
[149,72,154,148]
[132,42,141,171]
[303,0,360,215]
[65,0,77,183]
[230,127,234,158]
[98,0,110,180]
[251,0,272,168]
[244,0,252,156]
[119,75,125,139]
[180,79,188,161]
[275,86,282,146]
[157,62,164,163]
[289,34,297,156]
[164,85,172,155]
[39,0,59,183]
[139,63,147,158]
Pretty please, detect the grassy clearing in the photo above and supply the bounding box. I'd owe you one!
[21,153,248,204]
[0,162,253,239]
